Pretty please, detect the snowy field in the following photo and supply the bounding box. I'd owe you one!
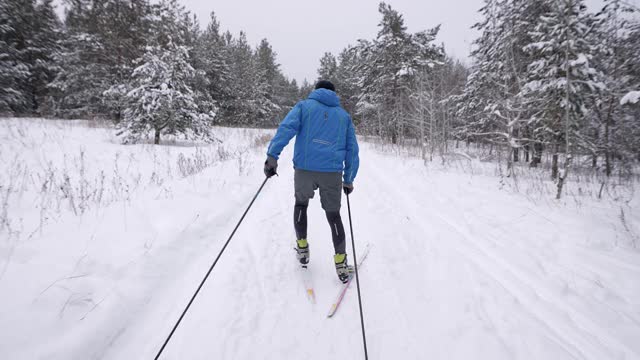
[1,118,640,360]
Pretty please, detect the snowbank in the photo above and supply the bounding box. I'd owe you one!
[1,118,639,360]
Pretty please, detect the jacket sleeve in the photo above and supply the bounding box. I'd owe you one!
[267,102,303,159]
[343,117,360,184]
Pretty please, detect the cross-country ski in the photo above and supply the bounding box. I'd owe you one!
[299,264,316,304]
[327,245,372,318]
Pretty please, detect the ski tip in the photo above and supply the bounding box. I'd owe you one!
[307,289,316,303]
[327,304,337,318]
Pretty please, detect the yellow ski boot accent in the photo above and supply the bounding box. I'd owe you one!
[334,253,352,283]
[295,239,309,265]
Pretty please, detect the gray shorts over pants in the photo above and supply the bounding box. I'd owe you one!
[293,169,346,254]
[294,169,342,211]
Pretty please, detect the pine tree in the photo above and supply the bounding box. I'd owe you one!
[279,77,300,110]
[117,42,213,144]
[457,0,547,171]
[455,0,505,154]
[150,0,192,48]
[354,2,443,143]
[195,12,231,110]
[255,38,282,123]
[317,52,338,83]
[50,31,111,117]
[223,31,276,126]
[28,0,62,113]
[0,1,29,113]
[413,56,467,162]
[52,0,153,118]
[298,78,314,98]
[223,31,256,125]
[618,14,640,162]
[334,47,361,119]
[0,0,61,114]
[588,0,640,175]
[523,0,604,197]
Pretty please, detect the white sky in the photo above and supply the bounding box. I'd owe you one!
[183,0,484,84]
[181,0,610,84]
[55,0,631,84]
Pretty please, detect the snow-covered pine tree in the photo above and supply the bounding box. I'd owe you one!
[0,0,29,113]
[412,56,467,163]
[317,52,338,83]
[222,31,256,125]
[50,31,111,118]
[99,0,153,120]
[255,38,283,124]
[454,0,505,157]
[360,3,411,143]
[298,79,314,99]
[506,0,553,165]
[176,13,219,123]
[28,0,62,113]
[456,0,551,172]
[618,14,640,162]
[118,42,213,144]
[349,39,384,136]
[222,31,277,126]
[355,2,443,144]
[589,0,640,175]
[51,0,153,118]
[435,58,468,153]
[523,0,604,198]
[256,39,279,92]
[195,12,231,112]
[269,73,299,124]
[334,47,361,118]
[0,0,61,114]
[150,0,192,48]
[277,77,300,114]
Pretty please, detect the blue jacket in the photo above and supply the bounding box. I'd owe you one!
[267,88,360,184]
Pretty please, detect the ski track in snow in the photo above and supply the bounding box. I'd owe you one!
[1,119,640,360]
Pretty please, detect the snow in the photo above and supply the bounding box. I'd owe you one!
[621,91,640,105]
[1,118,640,359]
[570,53,588,67]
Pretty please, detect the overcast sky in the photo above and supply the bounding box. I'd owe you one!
[184,0,483,84]
[181,0,613,84]
[55,0,627,84]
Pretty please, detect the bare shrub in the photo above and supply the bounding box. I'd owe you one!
[252,133,272,149]
[177,147,212,178]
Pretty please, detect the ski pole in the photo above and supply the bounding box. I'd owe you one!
[346,193,369,360]
[154,176,270,360]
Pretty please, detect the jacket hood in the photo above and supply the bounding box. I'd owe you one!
[308,88,340,107]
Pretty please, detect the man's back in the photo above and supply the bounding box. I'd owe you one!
[267,87,359,185]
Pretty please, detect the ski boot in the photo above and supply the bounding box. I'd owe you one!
[295,239,310,265]
[334,253,354,283]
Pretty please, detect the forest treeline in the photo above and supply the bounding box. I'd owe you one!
[2,0,639,197]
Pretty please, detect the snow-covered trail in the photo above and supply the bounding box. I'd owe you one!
[131,144,640,360]
[2,120,639,360]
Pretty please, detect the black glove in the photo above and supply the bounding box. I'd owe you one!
[264,156,278,178]
[343,183,354,195]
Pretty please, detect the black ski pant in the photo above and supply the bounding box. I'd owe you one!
[293,169,346,254]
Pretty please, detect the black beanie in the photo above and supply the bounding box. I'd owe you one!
[315,80,335,92]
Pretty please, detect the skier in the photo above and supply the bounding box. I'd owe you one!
[264,80,360,283]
